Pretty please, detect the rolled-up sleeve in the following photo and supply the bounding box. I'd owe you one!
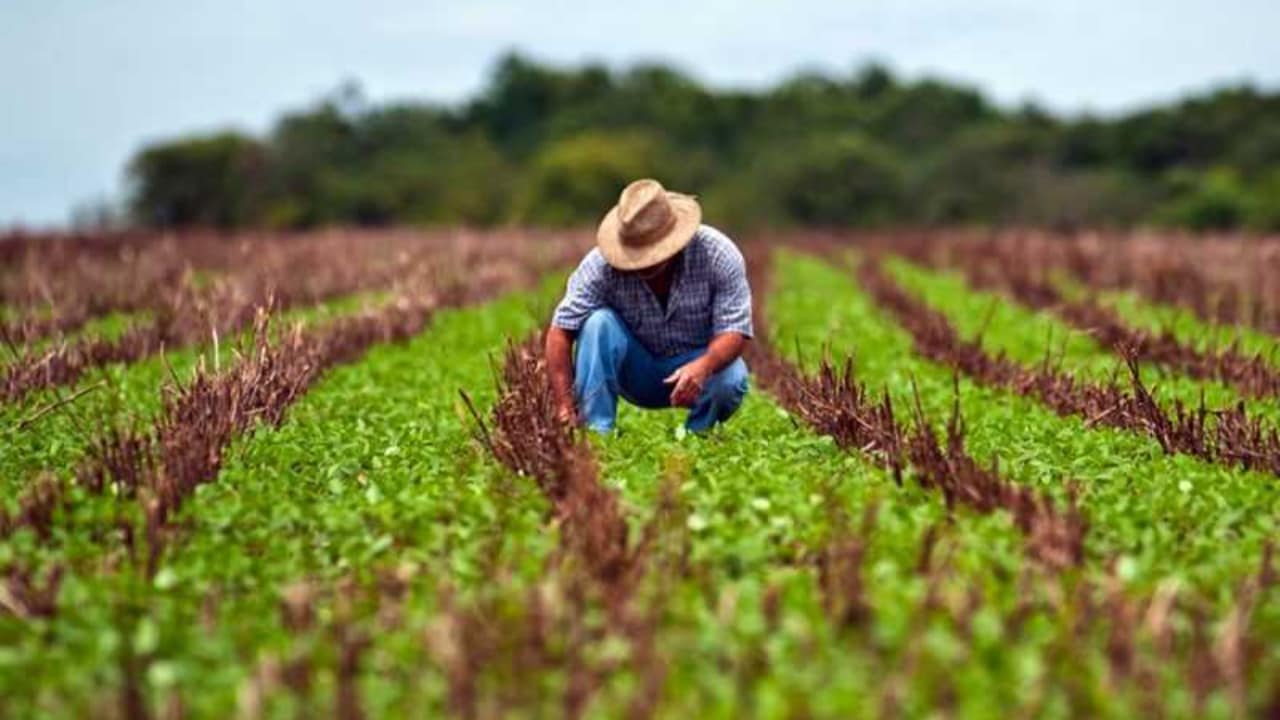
[710,242,753,338]
[551,250,608,332]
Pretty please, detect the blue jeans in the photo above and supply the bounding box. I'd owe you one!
[574,308,749,433]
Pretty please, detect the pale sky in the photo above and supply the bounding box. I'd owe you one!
[2,0,1278,228]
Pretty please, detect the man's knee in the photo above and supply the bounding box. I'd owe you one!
[574,309,629,370]
[706,359,749,405]
[579,308,624,341]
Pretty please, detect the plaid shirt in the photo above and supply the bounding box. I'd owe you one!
[551,224,753,358]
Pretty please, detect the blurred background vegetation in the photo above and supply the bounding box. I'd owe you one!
[127,53,1280,233]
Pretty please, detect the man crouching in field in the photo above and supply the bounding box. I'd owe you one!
[546,178,753,434]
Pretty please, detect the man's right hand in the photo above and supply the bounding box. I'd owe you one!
[546,326,578,428]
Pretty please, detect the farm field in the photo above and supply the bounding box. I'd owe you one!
[1,228,1278,718]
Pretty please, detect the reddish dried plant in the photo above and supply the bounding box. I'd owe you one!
[1,562,63,619]
[464,333,689,717]
[904,386,1087,571]
[70,294,444,577]
[482,336,644,604]
[815,501,879,630]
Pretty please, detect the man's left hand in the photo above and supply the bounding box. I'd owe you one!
[664,358,713,407]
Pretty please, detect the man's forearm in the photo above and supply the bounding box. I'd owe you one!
[545,326,576,408]
[697,332,748,373]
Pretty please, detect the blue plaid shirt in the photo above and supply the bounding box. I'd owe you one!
[551,224,753,358]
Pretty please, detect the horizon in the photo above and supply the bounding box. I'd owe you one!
[3,0,1278,228]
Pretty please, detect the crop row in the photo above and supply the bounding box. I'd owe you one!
[2,237,569,556]
[0,291,376,509]
[852,253,1280,482]
[771,228,1280,356]
[890,233,1280,400]
[0,230,253,343]
[1,230,585,404]
[484,336,645,599]
[0,235,572,625]
[2,295,446,623]
[878,254,1280,430]
[749,250,1275,712]
[1,233,184,343]
[478,334,675,715]
[1093,283,1280,363]
[926,230,1280,337]
[770,251,1277,589]
[0,228,585,348]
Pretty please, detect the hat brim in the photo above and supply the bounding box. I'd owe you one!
[596,193,702,271]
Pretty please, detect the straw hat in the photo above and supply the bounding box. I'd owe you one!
[596,179,702,271]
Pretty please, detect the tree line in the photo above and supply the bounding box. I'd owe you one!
[127,53,1280,233]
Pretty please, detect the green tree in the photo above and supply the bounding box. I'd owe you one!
[468,53,615,158]
[1245,169,1280,232]
[719,133,905,228]
[911,123,1051,225]
[870,78,994,150]
[128,132,265,228]
[347,130,511,226]
[511,131,679,225]
[261,95,362,227]
[119,56,1280,233]
[1154,168,1252,231]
